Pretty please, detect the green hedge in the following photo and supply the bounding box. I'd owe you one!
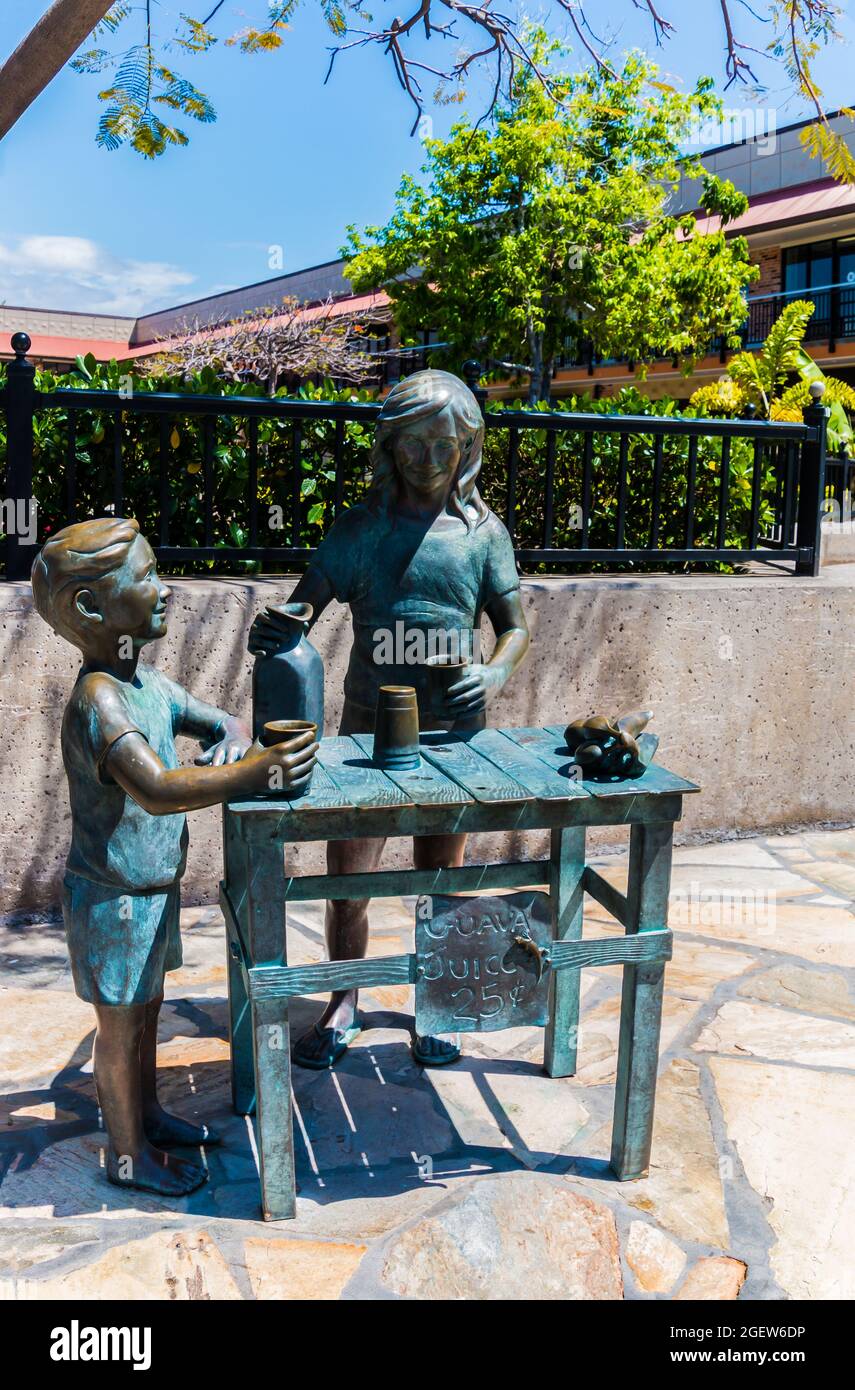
[480,388,779,564]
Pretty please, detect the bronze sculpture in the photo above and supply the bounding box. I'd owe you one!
[31,518,317,1196]
[563,710,657,780]
[251,601,324,738]
[249,369,531,1069]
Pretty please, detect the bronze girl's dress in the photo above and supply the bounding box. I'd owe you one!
[309,501,520,734]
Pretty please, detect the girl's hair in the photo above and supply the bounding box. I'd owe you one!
[31,516,141,647]
[366,369,488,529]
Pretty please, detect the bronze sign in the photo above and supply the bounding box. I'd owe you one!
[415,892,552,1035]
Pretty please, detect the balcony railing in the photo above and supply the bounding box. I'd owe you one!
[742,281,855,350]
[553,282,855,376]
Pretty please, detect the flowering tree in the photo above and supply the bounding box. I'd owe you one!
[144,296,391,393]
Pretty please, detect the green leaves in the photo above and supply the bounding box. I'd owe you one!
[92,45,215,155]
[478,388,778,570]
[689,297,855,459]
[172,16,219,54]
[344,38,756,402]
[11,363,377,573]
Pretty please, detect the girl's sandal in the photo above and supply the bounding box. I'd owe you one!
[292,1018,362,1070]
[411,1032,462,1067]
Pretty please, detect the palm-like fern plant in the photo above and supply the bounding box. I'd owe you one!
[690,299,854,457]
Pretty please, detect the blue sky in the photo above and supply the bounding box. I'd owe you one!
[1,0,854,318]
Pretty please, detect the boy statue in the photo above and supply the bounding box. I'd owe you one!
[250,368,530,1070]
[32,518,317,1196]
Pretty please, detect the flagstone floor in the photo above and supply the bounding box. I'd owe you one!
[1,827,853,1301]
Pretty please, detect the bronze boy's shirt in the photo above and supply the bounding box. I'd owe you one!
[61,664,199,892]
[310,502,520,716]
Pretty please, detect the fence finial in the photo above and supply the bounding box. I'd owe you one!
[11,332,31,360]
[461,359,487,417]
[808,379,826,401]
[462,359,482,390]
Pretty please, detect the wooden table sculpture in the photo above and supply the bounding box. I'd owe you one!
[220,724,699,1221]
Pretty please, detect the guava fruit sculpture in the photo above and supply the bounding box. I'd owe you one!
[563,709,658,781]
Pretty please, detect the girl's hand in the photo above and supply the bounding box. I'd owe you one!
[443,664,505,718]
[247,612,284,657]
[195,715,252,767]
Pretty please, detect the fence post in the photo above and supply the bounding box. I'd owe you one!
[4,332,37,581]
[796,381,829,577]
[462,359,487,417]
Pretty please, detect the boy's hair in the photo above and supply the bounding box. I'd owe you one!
[367,369,488,530]
[31,517,141,647]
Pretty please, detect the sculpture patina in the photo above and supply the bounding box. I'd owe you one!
[563,710,658,780]
[249,368,531,1069]
[31,518,317,1197]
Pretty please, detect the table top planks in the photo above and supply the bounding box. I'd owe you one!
[227,724,698,828]
[461,727,588,800]
[316,735,413,808]
[283,758,354,812]
[418,731,530,803]
[351,734,473,806]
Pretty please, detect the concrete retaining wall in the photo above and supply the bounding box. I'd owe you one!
[2,566,854,917]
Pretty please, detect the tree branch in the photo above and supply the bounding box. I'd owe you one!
[0,0,115,143]
[719,0,759,86]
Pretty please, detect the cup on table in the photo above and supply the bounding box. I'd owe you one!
[425,654,472,719]
[260,719,318,796]
[373,686,420,771]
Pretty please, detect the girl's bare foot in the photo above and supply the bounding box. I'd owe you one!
[143,1106,220,1148]
[105,1144,208,1196]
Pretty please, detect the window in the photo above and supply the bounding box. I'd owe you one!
[781,236,855,341]
[783,239,834,293]
[838,237,855,290]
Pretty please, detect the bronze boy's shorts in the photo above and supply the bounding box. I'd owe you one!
[62,873,182,1006]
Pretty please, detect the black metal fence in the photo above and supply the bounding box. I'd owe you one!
[0,333,830,581]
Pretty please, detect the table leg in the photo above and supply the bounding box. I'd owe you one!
[245,829,296,1221]
[610,820,674,1181]
[223,810,255,1116]
[544,825,586,1078]
[227,938,255,1115]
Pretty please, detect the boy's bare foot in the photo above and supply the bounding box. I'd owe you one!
[106,1144,208,1196]
[143,1106,220,1148]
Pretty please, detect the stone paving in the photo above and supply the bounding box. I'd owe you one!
[1,828,854,1301]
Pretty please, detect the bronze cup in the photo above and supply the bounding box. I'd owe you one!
[425,654,472,719]
[373,686,420,771]
[260,719,318,797]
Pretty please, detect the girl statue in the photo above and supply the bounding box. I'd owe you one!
[249,369,530,1069]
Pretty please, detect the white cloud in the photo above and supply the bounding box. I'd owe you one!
[0,234,196,315]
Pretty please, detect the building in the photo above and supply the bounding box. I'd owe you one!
[2,109,855,400]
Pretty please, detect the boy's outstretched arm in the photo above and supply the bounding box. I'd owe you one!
[105,728,317,815]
